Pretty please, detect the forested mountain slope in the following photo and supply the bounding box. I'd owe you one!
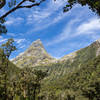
[1,39,100,100]
[29,39,100,100]
[39,54,100,100]
[31,39,100,82]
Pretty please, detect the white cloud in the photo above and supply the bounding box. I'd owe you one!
[30,11,69,32]
[15,38,25,44]
[5,17,24,26]
[19,45,25,49]
[25,1,84,34]
[0,38,7,44]
[0,37,27,49]
[76,18,100,35]
[0,36,7,44]
[0,8,7,16]
[27,0,67,23]
[46,16,82,46]
[0,36,3,39]
[46,16,100,46]
[26,0,73,32]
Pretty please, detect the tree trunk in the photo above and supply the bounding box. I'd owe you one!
[4,59,9,100]
[24,89,26,98]
[28,85,31,100]
[33,87,36,100]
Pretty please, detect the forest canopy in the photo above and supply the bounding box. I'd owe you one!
[63,0,100,16]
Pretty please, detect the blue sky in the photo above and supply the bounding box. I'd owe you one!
[0,0,100,59]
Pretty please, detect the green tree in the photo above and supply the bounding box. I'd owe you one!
[33,69,47,100]
[0,38,16,100]
[15,67,47,100]
[0,19,7,35]
[63,0,100,16]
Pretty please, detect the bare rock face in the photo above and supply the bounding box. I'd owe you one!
[96,39,100,56]
[12,39,56,68]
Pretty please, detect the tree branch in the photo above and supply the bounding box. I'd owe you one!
[19,0,44,8]
[0,0,45,20]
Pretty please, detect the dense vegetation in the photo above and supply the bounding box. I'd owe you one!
[0,37,100,100]
[39,53,100,100]
[0,39,47,100]
[28,41,99,100]
[0,48,20,100]
[0,50,47,100]
[64,0,100,16]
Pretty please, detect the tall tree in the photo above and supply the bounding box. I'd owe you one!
[15,68,47,100]
[0,38,16,100]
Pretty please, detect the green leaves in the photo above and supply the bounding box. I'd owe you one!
[8,0,16,8]
[34,69,47,81]
[0,24,7,35]
[0,18,7,35]
[0,38,17,100]
[11,67,47,99]
[64,0,100,16]
[1,38,16,58]
[0,0,6,9]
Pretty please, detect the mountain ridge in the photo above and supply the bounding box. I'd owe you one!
[12,38,100,68]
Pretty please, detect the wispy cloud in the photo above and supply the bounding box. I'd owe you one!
[25,0,75,32]
[76,18,100,35]
[46,18,81,46]
[0,36,29,50]
[5,17,24,26]
[27,0,67,24]
[15,38,26,44]
[0,36,31,59]
[9,38,31,59]
[25,1,88,34]
[46,16,100,46]
[0,8,7,16]
[0,38,7,44]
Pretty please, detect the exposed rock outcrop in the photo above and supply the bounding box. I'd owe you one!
[12,39,56,68]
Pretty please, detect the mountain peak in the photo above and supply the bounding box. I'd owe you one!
[30,39,43,48]
[32,39,41,43]
[96,38,100,43]
[12,39,55,68]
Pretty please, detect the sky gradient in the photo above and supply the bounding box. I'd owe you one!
[0,0,100,59]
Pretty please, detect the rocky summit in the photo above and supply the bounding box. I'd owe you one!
[12,39,56,68]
